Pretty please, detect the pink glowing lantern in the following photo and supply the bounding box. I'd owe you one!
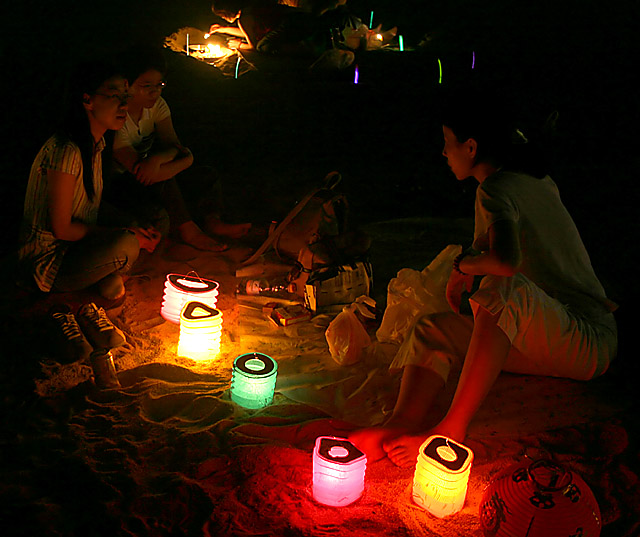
[312,436,367,507]
[161,273,219,324]
[177,301,223,361]
[412,435,474,518]
[479,459,601,537]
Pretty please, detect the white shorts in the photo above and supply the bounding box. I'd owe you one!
[390,273,617,383]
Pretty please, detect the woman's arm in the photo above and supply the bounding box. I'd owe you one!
[121,116,194,185]
[458,219,522,277]
[48,169,92,241]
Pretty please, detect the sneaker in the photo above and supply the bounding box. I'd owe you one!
[76,302,126,350]
[49,304,93,363]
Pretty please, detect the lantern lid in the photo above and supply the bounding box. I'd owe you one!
[168,273,219,293]
[315,436,366,464]
[420,435,473,473]
[181,301,221,320]
[234,352,277,377]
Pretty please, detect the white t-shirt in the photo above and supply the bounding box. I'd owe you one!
[113,96,171,171]
[472,170,613,319]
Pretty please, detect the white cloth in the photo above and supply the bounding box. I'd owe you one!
[18,135,104,292]
[113,96,171,171]
[391,171,617,383]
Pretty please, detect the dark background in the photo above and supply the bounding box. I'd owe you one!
[2,0,638,322]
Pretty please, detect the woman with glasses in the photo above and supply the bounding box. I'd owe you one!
[18,59,160,302]
[109,46,248,253]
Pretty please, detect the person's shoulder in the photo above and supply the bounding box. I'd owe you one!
[152,96,171,118]
[41,133,81,160]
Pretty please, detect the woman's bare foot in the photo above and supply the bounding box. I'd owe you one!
[348,426,409,463]
[178,221,228,252]
[383,420,468,468]
[383,434,427,468]
[205,217,252,239]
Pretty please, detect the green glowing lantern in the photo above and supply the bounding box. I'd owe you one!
[230,352,278,409]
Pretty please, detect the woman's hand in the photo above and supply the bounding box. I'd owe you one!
[133,156,162,186]
[446,268,474,313]
[128,227,162,252]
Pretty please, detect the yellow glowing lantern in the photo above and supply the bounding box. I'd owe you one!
[177,301,223,361]
[161,273,219,324]
[412,435,474,518]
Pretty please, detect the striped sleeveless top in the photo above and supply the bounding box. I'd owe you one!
[18,134,104,292]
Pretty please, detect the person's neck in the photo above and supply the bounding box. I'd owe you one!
[474,162,501,184]
[89,124,107,144]
[127,101,144,123]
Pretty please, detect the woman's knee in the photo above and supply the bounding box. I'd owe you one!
[112,229,141,269]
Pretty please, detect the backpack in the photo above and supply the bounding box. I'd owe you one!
[240,171,348,266]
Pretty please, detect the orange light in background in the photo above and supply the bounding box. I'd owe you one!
[177,301,223,361]
[412,435,474,518]
[161,273,219,324]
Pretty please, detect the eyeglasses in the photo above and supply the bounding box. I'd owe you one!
[94,92,131,104]
[136,81,167,91]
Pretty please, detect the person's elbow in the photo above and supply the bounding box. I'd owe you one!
[494,250,522,276]
[51,222,74,241]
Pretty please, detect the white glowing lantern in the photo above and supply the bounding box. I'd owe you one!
[412,435,474,518]
[230,353,278,409]
[177,301,223,361]
[312,436,367,507]
[161,273,219,324]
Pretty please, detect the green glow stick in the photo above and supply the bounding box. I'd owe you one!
[438,58,442,84]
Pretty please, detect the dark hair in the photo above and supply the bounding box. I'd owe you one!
[439,87,550,179]
[211,0,244,17]
[58,59,121,201]
[120,45,168,85]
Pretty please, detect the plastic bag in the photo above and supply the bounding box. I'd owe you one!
[376,244,462,345]
[325,297,374,366]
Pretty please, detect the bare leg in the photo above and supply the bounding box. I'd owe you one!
[349,365,444,463]
[177,221,229,252]
[205,216,252,239]
[384,307,511,467]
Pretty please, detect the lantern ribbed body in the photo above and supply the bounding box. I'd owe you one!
[177,302,223,361]
[479,460,601,537]
[412,435,474,518]
[312,436,367,507]
[230,353,278,409]
[161,274,219,324]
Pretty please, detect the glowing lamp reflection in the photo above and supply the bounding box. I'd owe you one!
[177,302,223,361]
[412,435,473,518]
[313,436,367,507]
[230,353,278,409]
[161,273,219,324]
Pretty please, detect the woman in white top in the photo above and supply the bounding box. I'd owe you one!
[19,59,160,300]
[350,88,618,467]
[110,47,249,252]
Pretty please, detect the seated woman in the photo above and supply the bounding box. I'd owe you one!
[18,58,159,302]
[350,90,618,467]
[109,46,248,252]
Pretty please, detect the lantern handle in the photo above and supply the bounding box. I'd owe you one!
[526,459,573,492]
[186,270,204,282]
